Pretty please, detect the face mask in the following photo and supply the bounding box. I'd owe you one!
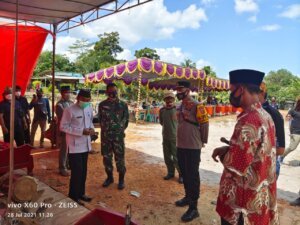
[79,101,90,109]
[108,91,117,99]
[15,91,21,97]
[63,93,71,101]
[5,94,12,101]
[176,91,187,101]
[229,87,242,107]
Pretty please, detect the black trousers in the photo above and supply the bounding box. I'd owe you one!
[177,148,201,206]
[221,214,244,225]
[24,128,30,144]
[4,128,25,147]
[68,152,88,201]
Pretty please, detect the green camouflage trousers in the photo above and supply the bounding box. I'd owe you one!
[101,132,126,174]
[163,139,180,176]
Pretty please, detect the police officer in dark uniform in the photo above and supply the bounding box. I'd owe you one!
[175,81,209,222]
[98,83,129,190]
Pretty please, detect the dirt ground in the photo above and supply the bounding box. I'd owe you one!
[28,114,300,225]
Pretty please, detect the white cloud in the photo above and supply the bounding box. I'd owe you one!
[116,49,134,61]
[201,0,216,6]
[68,0,207,47]
[279,4,300,19]
[43,36,79,61]
[258,24,281,32]
[196,59,213,69]
[155,47,189,65]
[235,0,259,14]
[248,15,257,23]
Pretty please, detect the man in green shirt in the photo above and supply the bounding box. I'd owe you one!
[159,92,182,183]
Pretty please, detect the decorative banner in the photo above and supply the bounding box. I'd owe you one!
[192,69,198,79]
[139,58,153,73]
[200,70,206,80]
[154,61,165,76]
[141,78,149,86]
[126,59,138,74]
[166,64,175,76]
[123,77,132,85]
[85,57,229,92]
[105,67,114,79]
[175,67,184,78]
[96,70,104,82]
[116,64,126,77]
[103,79,112,84]
[185,68,191,79]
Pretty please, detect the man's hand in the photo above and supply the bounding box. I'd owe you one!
[83,128,91,135]
[89,128,95,135]
[2,126,9,134]
[212,146,229,163]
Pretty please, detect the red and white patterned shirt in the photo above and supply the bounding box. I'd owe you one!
[216,103,279,225]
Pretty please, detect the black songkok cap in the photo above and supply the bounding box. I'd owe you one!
[78,89,91,98]
[177,81,191,88]
[229,69,265,86]
[60,86,71,92]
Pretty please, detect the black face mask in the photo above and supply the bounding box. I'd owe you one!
[108,91,117,99]
[229,87,242,107]
[176,92,187,101]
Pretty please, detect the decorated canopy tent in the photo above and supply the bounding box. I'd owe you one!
[85,57,229,121]
[85,57,229,92]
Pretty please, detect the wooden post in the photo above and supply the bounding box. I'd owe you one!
[8,0,19,204]
[135,72,142,124]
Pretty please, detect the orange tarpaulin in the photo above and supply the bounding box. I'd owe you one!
[0,25,49,100]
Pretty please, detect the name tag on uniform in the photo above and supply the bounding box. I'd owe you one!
[76,116,83,118]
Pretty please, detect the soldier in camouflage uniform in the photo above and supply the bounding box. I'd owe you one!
[55,86,74,176]
[98,83,129,190]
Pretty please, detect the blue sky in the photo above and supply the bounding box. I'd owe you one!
[42,0,300,79]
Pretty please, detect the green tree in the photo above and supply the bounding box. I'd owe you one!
[134,47,160,60]
[180,59,196,68]
[264,69,300,102]
[33,51,75,76]
[75,32,123,74]
[68,39,93,58]
[203,66,216,77]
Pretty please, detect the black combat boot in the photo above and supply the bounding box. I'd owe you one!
[175,197,190,207]
[102,172,114,187]
[118,172,125,190]
[181,201,199,222]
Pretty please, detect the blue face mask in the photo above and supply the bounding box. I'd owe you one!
[79,101,90,109]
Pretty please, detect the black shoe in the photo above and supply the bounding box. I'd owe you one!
[118,173,125,190]
[118,181,125,190]
[76,200,85,206]
[163,174,174,180]
[181,208,199,222]
[175,197,190,207]
[80,195,92,202]
[290,197,300,207]
[102,177,114,187]
[178,176,183,184]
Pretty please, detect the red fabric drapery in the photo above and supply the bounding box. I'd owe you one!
[0,25,49,100]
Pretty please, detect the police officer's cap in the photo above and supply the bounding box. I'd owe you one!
[164,91,175,99]
[229,69,264,86]
[78,89,91,98]
[177,81,191,88]
[60,86,71,93]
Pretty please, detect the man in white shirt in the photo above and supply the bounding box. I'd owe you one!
[60,89,94,205]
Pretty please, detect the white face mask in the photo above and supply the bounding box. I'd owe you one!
[15,91,21,97]
[5,94,12,100]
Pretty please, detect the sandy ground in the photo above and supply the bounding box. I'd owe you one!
[1,110,300,224]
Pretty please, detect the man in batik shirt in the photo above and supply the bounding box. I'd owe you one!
[212,69,279,225]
